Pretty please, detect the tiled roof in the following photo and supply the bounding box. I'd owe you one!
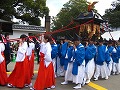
[13,24,45,32]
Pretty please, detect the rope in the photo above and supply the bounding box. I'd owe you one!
[102,23,114,40]
[0,19,93,43]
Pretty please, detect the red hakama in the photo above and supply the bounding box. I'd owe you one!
[29,50,35,79]
[34,52,55,90]
[8,55,31,88]
[44,62,55,88]
[0,52,7,85]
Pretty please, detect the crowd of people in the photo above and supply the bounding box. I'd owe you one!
[0,33,120,90]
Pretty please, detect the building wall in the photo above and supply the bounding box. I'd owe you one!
[9,30,45,39]
[9,24,46,39]
[9,30,28,39]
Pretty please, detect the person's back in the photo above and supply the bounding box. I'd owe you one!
[94,37,110,81]
[0,34,7,86]
[35,41,40,64]
[4,33,11,72]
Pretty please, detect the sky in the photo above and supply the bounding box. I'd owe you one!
[41,0,115,26]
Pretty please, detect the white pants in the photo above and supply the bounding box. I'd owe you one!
[112,62,120,73]
[56,57,64,76]
[52,58,56,75]
[108,58,113,76]
[72,65,85,84]
[65,63,73,82]
[85,58,95,80]
[94,62,108,79]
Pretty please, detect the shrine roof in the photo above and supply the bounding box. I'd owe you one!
[74,11,106,24]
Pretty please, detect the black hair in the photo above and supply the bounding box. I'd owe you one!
[56,40,61,44]
[118,37,120,42]
[20,34,27,39]
[20,34,29,47]
[108,39,112,44]
[32,37,37,43]
[5,32,9,38]
[26,38,30,47]
[0,35,3,42]
[98,37,103,42]
[44,35,52,42]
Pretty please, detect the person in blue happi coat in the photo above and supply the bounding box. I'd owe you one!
[113,38,120,75]
[94,37,110,81]
[60,37,69,76]
[72,37,85,89]
[107,39,116,76]
[85,35,97,84]
[61,41,74,85]
[55,40,62,77]
[50,39,58,77]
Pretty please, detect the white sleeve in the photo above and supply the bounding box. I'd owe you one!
[16,42,28,62]
[105,47,108,52]
[32,43,35,50]
[112,48,117,53]
[44,44,52,62]
[18,42,28,54]
[30,43,35,50]
[0,45,4,63]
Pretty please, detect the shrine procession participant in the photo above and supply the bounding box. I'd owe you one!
[0,34,7,86]
[72,37,85,89]
[61,41,74,85]
[56,40,62,77]
[26,38,35,79]
[7,34,32,88]
[60,37,68,76]
[94,37,110,81]
[50,39,58,78]
[107,39,116,76]
[4,33,11,72]
[85,35,96,84]
[113,38,120,75]
[34,39,40,64]
[32,35,55,90]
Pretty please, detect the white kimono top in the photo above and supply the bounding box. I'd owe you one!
[26,42,35,60]
[0,41,5,63]
[16,42,28,62]
[40,42,52,67]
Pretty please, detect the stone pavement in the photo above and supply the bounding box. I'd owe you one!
[1,61,120,90]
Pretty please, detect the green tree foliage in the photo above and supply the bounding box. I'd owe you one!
[0,0,49,25]
[51,0,88,31]
[103,0,120,28]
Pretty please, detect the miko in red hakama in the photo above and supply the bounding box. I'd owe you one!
[8,42,31,88]
[34,52,55,90]
[7,55,31,88]
[0,52,7,86]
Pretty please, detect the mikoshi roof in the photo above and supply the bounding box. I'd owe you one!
[74,11,106,24]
